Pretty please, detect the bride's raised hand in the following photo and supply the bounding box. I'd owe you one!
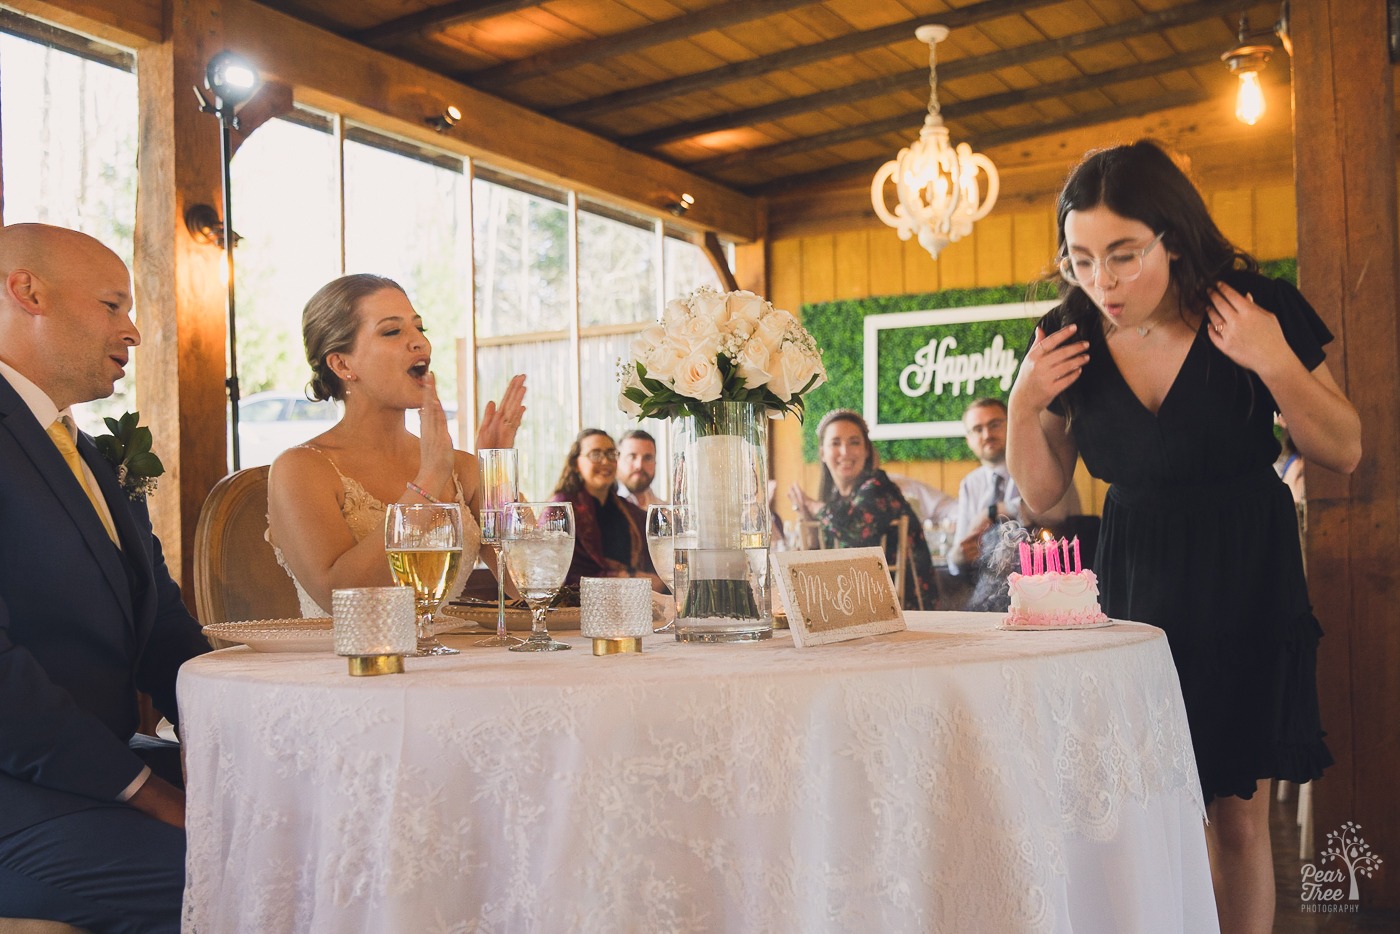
[1009,324,1089,414]
[416,373,455,494]
[477,373,527,449]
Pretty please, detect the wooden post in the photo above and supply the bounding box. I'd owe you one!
[1291,0,1400,907]
[133,0,229,602]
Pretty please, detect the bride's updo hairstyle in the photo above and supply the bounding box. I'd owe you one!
[302,274,406,401]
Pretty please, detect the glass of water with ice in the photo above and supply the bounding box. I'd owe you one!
[501,502,576,652]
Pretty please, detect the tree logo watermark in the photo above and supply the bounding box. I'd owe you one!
[1300,821,1383,913]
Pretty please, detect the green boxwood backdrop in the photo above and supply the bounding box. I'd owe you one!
[799,258,1298,463]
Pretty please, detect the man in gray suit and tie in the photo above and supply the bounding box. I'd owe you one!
[0,223,208,931]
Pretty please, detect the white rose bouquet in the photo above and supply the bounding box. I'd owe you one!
[618,287,828,421]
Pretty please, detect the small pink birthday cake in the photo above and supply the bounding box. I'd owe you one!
[1002,537,1110,629]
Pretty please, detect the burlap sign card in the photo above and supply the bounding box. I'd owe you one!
[770,547,906,647]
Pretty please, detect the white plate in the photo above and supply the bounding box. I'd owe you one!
[203,618,335,653]
[440,604,582,631]
[997,618,1115,631]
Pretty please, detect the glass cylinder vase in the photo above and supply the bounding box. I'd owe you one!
[669,401,772,642]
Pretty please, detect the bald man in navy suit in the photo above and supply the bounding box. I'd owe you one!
[0,224,209,932]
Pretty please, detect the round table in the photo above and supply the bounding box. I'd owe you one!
[178,612,1217,933]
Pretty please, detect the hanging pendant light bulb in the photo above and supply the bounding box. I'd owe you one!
[1234,70,1266,125]
[1222,15,1273,126]
[871,25,999,261]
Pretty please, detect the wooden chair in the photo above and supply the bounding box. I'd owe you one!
[789,518,830,551]
[194,466,301,642]
[884,514,925,611]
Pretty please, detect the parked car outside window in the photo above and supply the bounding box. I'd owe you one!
[236,391,460,468]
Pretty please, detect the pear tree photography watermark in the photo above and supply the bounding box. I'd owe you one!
[1300,821,1383,913]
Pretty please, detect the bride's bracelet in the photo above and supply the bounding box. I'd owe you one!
[405,481,443,504]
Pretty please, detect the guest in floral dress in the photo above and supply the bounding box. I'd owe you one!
[788,410,937,609]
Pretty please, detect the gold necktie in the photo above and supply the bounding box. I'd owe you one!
[47,417,118,544]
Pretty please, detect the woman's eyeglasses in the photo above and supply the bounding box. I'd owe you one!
[1058,231,1165,288]
[582,449,619,463]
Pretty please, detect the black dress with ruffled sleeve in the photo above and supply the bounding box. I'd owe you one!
[1044,269,1333,804]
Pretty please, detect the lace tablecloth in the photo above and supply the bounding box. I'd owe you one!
[179,612,1217,933]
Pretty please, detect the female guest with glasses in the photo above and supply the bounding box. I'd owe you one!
[1007,141,1360,934]
[551,428,662,590]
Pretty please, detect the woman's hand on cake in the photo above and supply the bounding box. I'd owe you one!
[1010,325,1088,414]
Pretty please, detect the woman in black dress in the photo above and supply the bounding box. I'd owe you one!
[788,410,938,610]
[1006,141,1360,934]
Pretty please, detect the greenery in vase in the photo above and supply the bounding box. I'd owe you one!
[617,287,828,422]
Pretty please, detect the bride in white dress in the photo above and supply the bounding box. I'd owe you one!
[266,273,526,617]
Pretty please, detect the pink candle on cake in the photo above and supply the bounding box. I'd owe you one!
[1033,543,1043,575]
[1061,537,1071,571]
[1073,537,1081,572]
[1019,542,1032,575]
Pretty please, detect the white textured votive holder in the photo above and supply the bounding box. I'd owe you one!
[332,586,416,675]
[581,577,652,655]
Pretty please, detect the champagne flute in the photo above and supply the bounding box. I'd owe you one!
[501,502,575,652]
[385,502,464,657]
[646,504,694,634]
[476,448,524,647]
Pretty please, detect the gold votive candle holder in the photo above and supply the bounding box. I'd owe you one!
[580,577,652,655]
[332,586,416,676]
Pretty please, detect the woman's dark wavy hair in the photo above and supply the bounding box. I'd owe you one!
[1041,140,1257,416]
[553,428,614,497]
[816,409,877,503]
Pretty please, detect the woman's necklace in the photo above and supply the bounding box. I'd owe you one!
[1135,322,1155,338]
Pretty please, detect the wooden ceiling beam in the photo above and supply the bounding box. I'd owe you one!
[352,0,542,47]
[220,0,759,241]
[3,0,163,47]
[691,47,1224,173]
[554,0,1071,122]
[622,0,1256,150]
[748,87,1214,197]
[467,0,822,91]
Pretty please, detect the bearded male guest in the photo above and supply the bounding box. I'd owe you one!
[616,428,664,510]
[0,224,209,932]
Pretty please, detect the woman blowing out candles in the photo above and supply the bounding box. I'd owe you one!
[1006,141,1359,934]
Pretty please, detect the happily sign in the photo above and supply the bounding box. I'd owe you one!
[863,300,1055,441]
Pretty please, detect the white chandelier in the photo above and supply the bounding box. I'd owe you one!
[871,25,999,261]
